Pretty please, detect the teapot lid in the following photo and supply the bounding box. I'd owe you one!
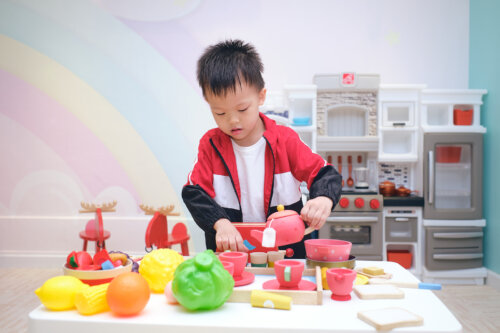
[267,205,298,220]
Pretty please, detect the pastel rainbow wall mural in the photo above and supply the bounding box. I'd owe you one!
[0,0,213,219]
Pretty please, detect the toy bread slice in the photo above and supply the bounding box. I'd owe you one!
[358,307,423,330]
[353,284,404,299]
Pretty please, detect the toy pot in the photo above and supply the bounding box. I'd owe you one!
[326,268,356,301]
[218,252,248,277]
[304,239,352,262]
[379,180,396,197]
[274,260,304,288]
[250,206,306,248]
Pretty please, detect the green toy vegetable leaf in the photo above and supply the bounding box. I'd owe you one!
[172,250,234,311]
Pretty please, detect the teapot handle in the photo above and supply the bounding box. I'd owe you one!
[304,226,315,235]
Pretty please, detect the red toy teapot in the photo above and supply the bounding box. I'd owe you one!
[250,205,314,248]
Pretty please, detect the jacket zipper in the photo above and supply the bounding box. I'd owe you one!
[263,136,275,217]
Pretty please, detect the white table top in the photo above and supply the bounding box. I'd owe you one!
[28,261,462,333]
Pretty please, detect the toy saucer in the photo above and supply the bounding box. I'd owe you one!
[262,279,317,291]
[233,270,255,287]
[331,293,351,301]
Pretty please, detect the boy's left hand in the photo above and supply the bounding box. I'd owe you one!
[300,196,333,230]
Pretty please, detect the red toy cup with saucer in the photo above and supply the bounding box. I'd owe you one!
[218,251,254,287]
[326,268,356,301]
[221,261,234,276]
[263,260,316,291]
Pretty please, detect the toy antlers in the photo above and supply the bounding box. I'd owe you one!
[140,204,180,216]
[80,200,117,213]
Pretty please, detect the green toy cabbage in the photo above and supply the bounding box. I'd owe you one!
[172,250,234,310]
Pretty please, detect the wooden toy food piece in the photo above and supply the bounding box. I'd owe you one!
[109,252,128,265]
[355,267,392,279]
[353,284,404,300]
[363,267,384,276]
[250,290,292,310]
[75,283,110,315]
[357,307,423,330]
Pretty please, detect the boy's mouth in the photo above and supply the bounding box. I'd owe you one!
[231,128,242,135]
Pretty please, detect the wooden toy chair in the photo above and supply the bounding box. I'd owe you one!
[79,201,116,252]
[141,204,190,256]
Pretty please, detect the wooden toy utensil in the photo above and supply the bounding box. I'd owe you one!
[338,156,344,187]
[347,155,354,187]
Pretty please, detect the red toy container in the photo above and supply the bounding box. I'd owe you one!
[436,146,462,163]
[387,250,412,269]
[453,108,473,125]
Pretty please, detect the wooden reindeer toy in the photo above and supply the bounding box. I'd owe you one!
[79,201,117,252]
[140,204,189,255]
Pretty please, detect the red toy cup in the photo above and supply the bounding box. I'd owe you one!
[274,260,304,288]
[218,252,248,277]
[221,261,235,276]
[326,268,356,301]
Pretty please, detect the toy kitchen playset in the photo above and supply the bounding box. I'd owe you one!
[262,73,488,285]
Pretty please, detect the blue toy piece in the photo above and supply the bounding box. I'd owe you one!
[101,260,114,270]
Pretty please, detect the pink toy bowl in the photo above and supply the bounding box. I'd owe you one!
[326,268,356,301]
[305,239,352,262]
[274,260,304,288]
[63,259,133,286]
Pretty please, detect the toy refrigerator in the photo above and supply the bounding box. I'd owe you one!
[422,132,486,284]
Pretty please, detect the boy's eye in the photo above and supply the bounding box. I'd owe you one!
[215,112,225,116]
[238,107,248,112]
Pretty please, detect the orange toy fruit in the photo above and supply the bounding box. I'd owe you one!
[106,272,150,316]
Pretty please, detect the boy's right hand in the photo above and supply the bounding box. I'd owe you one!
[214,218,249,252]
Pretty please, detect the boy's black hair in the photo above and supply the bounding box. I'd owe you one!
[197,39,264,97]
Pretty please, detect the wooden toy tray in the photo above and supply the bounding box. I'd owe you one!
[227,265,323,305]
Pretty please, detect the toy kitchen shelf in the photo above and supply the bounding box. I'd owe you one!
[262,85,317,151]
[378,127,419,162]
[285,84,317,152]
[420,89,487,133]
[383,206,423,278]
[377,85,423,163]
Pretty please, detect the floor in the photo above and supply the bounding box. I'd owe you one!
[1,267,499,332]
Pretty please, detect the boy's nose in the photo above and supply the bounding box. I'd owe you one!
[229,114,239,125]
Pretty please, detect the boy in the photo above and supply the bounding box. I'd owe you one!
[182,39,342,258]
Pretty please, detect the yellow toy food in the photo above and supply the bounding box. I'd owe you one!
[35,275,87,311]
[363,267,385,276]
[75,283,110,315]
[250,290,291,310]
[139,248,184,293]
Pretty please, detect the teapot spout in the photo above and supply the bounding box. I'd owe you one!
[250,230,264,244]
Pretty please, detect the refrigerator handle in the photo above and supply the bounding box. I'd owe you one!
[428,150,434,205]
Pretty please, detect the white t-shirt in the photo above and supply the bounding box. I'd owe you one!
[231,137,267,222]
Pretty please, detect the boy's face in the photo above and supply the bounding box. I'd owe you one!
[205,82,266,147]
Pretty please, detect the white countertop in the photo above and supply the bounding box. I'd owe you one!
[28,261,462,333]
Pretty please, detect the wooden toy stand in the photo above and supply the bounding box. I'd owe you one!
[141,204,190,256]
[228,265,323,305]
[79,201,117,252]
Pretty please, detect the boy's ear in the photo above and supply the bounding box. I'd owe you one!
[258,88,267,106]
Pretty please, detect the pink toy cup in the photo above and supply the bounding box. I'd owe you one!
[274,260,304,288]
[326,268,356,301]
[221,261,234,276]
[218,252,248,277]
